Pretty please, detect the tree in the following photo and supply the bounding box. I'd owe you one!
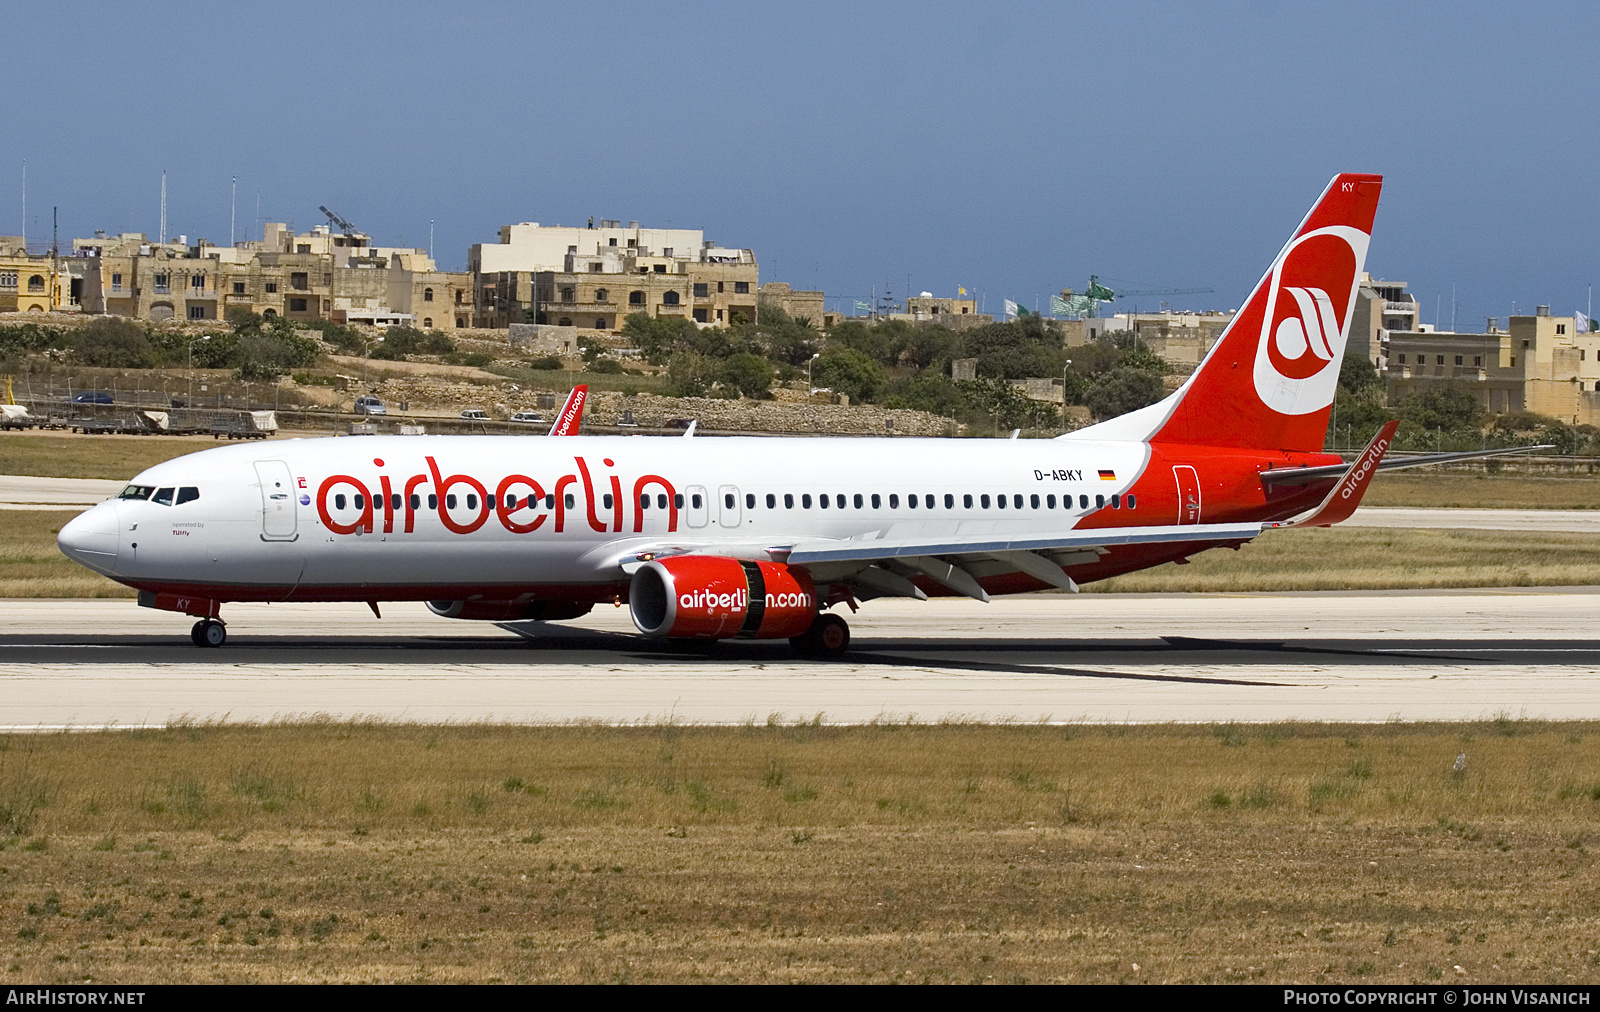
[69,317,160,368]
[665,351,720,397]
[1085,367,1166,420]
[1399,383,1483,431]
[812,347,888,403]
[720,352,775,399]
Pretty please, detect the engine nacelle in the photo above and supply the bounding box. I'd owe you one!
[426,599,594,622]
[629,556,816,639]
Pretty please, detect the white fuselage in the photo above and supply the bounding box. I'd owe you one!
[59,433,1153,602]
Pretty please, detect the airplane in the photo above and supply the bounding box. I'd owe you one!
[56,173,1531,654]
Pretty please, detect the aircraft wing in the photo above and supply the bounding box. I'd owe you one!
[781,522,1263,566]
[1260,443,1552,486]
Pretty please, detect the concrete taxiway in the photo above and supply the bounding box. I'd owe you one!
[1,592,1597,727]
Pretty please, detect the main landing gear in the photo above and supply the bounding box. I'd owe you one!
[190,618,227,648]
[790,613,849,659]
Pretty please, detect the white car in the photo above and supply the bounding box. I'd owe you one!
[509,410,545,425]
[460,409,490,421]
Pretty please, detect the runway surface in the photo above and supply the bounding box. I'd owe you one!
[2,475,1592,529]
[2,592,1597,727]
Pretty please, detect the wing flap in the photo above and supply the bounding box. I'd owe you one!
[783,522,1263,566]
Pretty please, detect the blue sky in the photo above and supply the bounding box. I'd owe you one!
[5,1,1597,328]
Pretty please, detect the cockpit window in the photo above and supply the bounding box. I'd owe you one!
[152,487,175,506]
[176,486,200,505]
[119,485,155,500]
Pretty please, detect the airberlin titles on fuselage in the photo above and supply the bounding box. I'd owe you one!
[315,455,679,537]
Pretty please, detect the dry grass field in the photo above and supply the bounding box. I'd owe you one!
[0,721,1596,984]
[1365,472,1600,510]
[0,511,133,598]
[0,433,224,481]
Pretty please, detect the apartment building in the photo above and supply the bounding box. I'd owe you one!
[1385,307,1600,423]
[469,219,758,332]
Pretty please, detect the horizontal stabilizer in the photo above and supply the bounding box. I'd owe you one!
[1270,421,1397,529]
[1261,443,1554,486]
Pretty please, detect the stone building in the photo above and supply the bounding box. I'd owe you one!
[1349,273,1422,365]
[1385,307,1600,423]
[469,219,758,332]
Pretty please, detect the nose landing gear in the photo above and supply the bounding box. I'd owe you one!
[190,618,227,648]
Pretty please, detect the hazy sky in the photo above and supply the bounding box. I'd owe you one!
[5,1,1597,328]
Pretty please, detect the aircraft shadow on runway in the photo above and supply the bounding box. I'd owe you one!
[5,624,1600,687]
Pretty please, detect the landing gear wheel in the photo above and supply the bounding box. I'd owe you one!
[190,619,226,648]
[790,613,850,659]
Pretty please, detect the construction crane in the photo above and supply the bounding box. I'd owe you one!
[1055,275,1214,318]
[319,205,357,234]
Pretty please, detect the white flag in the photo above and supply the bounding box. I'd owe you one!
[1578,310,1591,334]
[1003,299,1018,319]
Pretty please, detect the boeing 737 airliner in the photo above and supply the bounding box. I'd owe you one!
[56,174,1524,654]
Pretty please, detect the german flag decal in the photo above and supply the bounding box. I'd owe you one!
[1098,469,1116,481]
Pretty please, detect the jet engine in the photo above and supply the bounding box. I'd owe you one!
[426,599,594,621]
[629,556,816,639]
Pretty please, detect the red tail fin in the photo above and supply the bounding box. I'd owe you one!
[1104,173,1382,453]
[548,385,588,437]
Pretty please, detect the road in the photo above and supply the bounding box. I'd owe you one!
[2,592,1597,727]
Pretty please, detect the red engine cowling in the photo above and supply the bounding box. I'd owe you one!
[427,599,594,621]
[629,556,816,639]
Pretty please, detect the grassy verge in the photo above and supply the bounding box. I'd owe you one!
[1090,527,1600,593]
[0,720,1595,983]
[1366,472,1600,509]
[0,510,133,598]
[0,434,222,481]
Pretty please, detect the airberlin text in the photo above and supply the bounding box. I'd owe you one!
[315,455,677,538]
[679,587,814,612]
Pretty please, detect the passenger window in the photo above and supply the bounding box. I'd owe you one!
[429,494,438,510]
[784,493,794,508]
[944,493,954,508]
[853,493,863,509]
[1095,494,1104,508]
[819,494,829,509]
[924,494,934,508]
[354,494,366,509]
[766,493,776,509]
[602,494,613,509]
[1111,494,1121,509]
[1013,494,1023,509]
[871,493,881,509]
[176,487,200,505]
[1046,494,1056,508]
[996,495,1005,510]
[565,494,575,509]
[802,494,812,508]
[528,495,539,509]
[1030,494,1040,509]
[640,494,650,509]
[391,494,401,510]
[908,494,918,509]
[410,494,420,510]
[690,493,702,509]
[658,494,668,509]
[334,494,346,510]
[445,495,457,509]
[746,493,755,509]
[674,493,684,509]
[981,494,990,508]
[1127,494,1137,509]
[547,494,557,509]
[889,494,899,508]
[724,493,735,509]
[466,494,478,510]
[836,494,846,509]
[1079,494,1089,509]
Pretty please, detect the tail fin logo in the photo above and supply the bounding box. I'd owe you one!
[1251,226,1369,415]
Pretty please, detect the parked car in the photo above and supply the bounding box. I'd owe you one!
[354,396,386,416]
[460,409,490,421]
[72,391,113,405]
[509,410,545,425]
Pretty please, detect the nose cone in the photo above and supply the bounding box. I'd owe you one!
[58,503,119,573]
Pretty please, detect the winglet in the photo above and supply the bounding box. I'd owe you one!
[547,385,588,437]
[1270,420,1399,529]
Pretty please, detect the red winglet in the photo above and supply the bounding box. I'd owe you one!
[1271,420,1399,529]
[547,385,588,437]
